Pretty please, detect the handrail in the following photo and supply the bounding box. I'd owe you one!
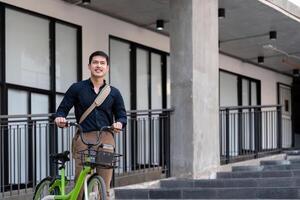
[220,104,282,111]
[126,108,174,114]
[0,108,174,120]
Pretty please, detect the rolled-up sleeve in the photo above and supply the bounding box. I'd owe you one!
[54,83,77,118]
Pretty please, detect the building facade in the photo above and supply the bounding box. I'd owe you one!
[0,0,298,198]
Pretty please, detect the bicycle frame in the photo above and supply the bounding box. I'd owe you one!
[39,123,114,200]
[41,164,93,200]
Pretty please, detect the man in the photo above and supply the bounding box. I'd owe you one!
[54,51,127,199]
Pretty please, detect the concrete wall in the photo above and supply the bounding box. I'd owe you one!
[0,0,169,79]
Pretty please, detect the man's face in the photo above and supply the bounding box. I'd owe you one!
[88,55,109,78]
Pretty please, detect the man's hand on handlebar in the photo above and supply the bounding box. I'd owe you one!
[54,117,67,128]
[112,122,122,133]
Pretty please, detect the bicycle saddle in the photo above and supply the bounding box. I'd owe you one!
[51,151,70,163]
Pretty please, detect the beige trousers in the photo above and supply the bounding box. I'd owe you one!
[73,131,115,199]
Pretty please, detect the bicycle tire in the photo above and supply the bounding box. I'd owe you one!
[33,177,60,200]
[86,175,106,200]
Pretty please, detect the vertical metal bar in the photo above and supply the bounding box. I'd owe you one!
[1,126,4,198]
[238,108,242,155]
[17,125,21,195]
[249,109,252,154]
[67,125,71,178]
[10,126,13,196]
[271,111,274,150]
[39,123,42,182]
[45,123,49,177]
[144,118,147,170]
[277,106,282,150]
[25,123,28,191]
[133,118,137,171]
[254,108,259,158]
[265,111,268,150]
[161,114,165,173]
[233,113,236,156]
[229,114,232,158]
[49,121,57,177]
[32,122,36,188]
[166,111,171,177]
[245,111,248,154]
[123,124,127,173]
[8,126,15,196]
[128,120,132,173]
[225,109,230,163]
[219,111,222,161]
[149,116,153,169]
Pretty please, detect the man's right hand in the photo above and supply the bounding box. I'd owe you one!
[54,117,67,128]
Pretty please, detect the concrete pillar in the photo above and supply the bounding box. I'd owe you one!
[170,0,219,178]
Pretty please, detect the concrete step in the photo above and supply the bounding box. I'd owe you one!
[231,165,264,172]
[159,177,300,188]
[217,169,300,179]
[114,187,300,199]
[284,150,300,160]
[284,149,300,155]
[286,155,300,160]
[232,164,300,172]
[260,160,290,165]
[288,158,300,164]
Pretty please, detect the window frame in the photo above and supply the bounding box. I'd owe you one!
[109,35,169,110]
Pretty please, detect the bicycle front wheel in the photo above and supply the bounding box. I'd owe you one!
[33,177,59,200]
[87,175,106,200]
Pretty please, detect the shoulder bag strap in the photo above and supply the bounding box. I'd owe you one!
[79,84,111,124]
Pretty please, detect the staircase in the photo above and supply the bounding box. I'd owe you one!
[113,151,300,199]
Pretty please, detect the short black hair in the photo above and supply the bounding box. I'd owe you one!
[89,51,110,65]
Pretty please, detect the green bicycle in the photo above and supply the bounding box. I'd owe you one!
[33,122,119,200]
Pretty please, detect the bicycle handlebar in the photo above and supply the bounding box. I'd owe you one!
[66,122,115,146]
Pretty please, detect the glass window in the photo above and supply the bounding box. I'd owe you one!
[110,39,131,109]
[151,53,162,109]
[242,79,249,106]
[167,56,171,108]
[220,71,238,107]
[56,23,78,93]
[136,48,149,110]
[251,82,257,105]
[31,93,49,114]
[8,89,28,115]
[6,8,50,89]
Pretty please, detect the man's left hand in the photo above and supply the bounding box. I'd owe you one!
[112,122,122,133]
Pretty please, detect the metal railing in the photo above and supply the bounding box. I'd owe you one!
[0,109,173,198]
[219,105,284,163]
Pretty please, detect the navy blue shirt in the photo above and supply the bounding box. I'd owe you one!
[55,79,127,132]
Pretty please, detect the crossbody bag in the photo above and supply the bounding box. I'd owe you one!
[72,84,111,154]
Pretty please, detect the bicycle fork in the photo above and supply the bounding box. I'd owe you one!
[84,173,92,200]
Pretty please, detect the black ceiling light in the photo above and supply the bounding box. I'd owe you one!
[269,31,277,40]
[293,69,300,77]
[156,20,164,31]
[218,8,225,19]
[258,56,264,64]
[82,0,91,5]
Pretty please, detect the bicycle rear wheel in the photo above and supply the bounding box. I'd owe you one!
[33,177,59,200]
[87,175,106,200]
